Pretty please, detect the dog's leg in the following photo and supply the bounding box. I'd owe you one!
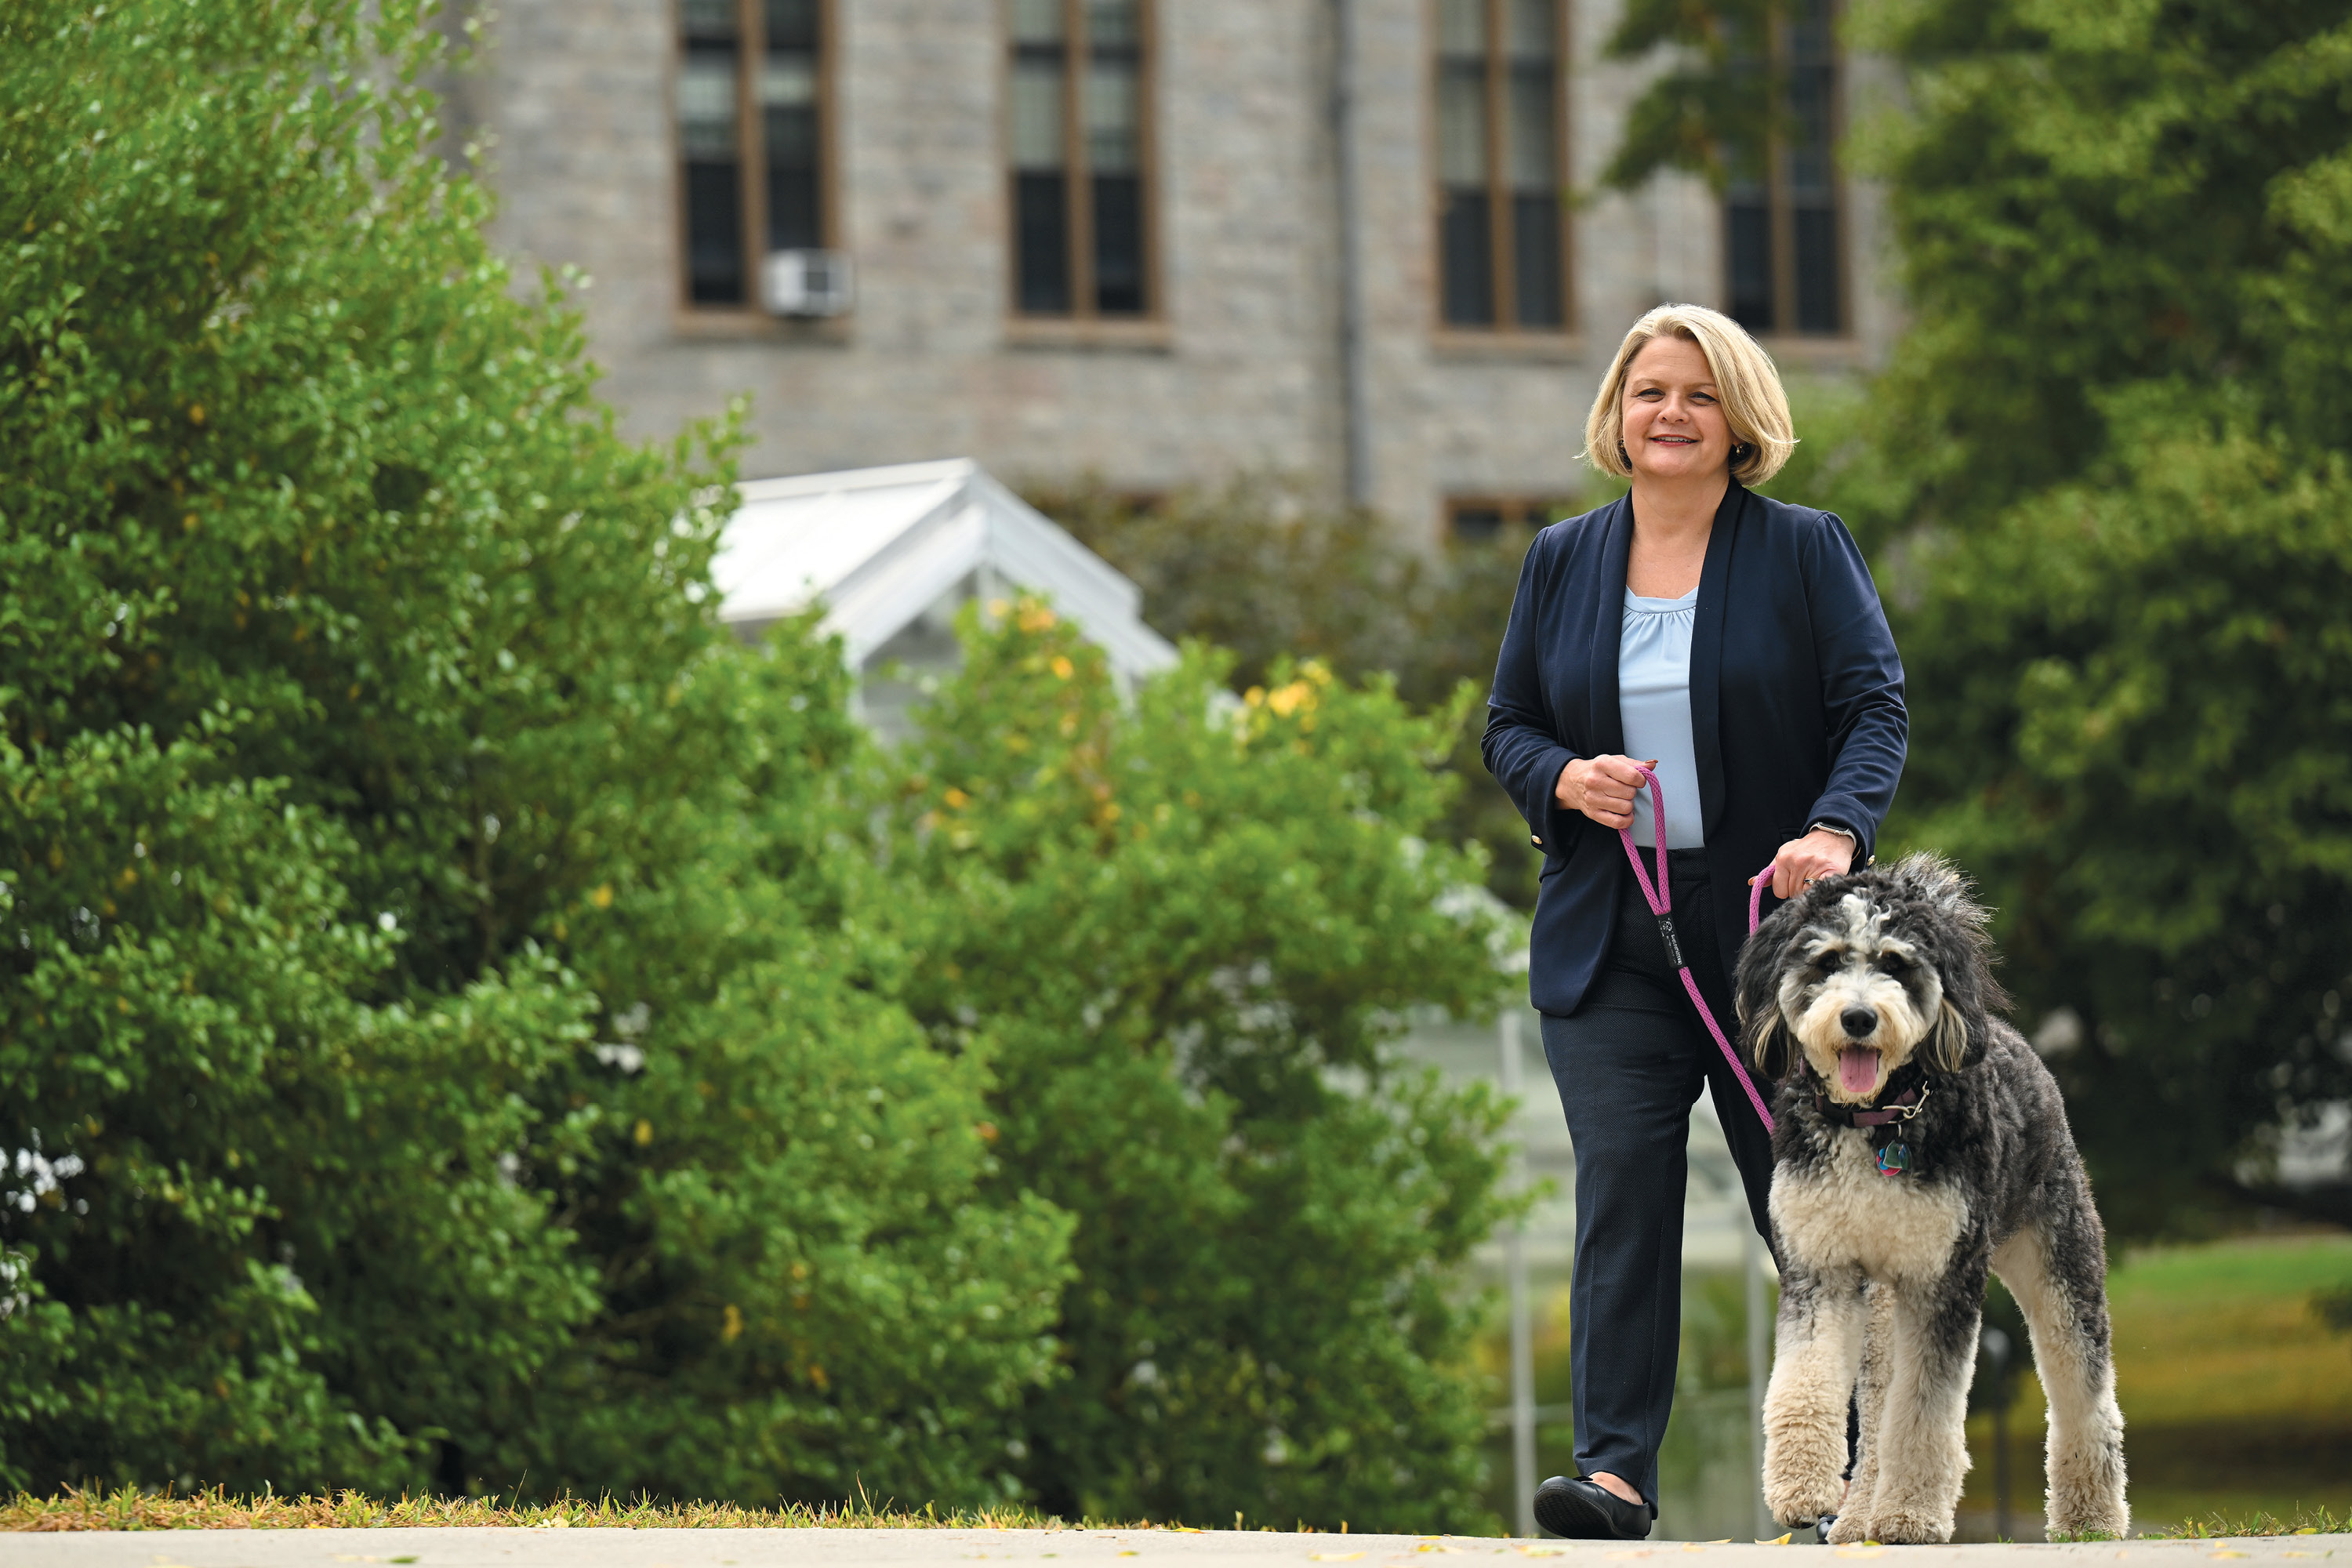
[1824,1282,1894,1543]
[1762,1262,1867,1528]
[1993,1203,2129,1540]
[1851,1254,1984,1545]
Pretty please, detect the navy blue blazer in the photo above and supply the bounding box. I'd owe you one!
[1482,481,1907,1017]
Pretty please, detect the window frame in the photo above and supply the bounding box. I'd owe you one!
[1002,0,1164,327]
[1444,493,1573,545]
[1723,0,1851,343]
[669,0,844,326]
[1428,0,1575,342]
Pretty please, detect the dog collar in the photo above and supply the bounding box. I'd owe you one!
[1806,1065,1932,1128]
[1822,1084,1929,1127]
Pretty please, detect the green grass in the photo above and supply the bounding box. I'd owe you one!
[1962,1231,2352,1534]
[0,1486,1067,1533]
[2148,1501,2349,1539]
[0,1485,1356,1535]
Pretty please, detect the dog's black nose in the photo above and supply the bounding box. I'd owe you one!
[1841,1007,1877,1039]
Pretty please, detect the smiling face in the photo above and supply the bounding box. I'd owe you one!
[1776,891,1947,1102]
[1620,335,1735,482]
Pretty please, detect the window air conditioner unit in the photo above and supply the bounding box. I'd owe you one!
[764,249,855,318]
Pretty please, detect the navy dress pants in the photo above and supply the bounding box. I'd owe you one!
[1539,848,1777,1515]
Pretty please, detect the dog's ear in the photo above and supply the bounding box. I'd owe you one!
[1923,998,1973,1074]
[1751,1009,1797,1083]
[1736,901,1801,1083]
[1898,854,2005,1073]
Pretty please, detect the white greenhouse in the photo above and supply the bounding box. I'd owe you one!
[711,459,1178,739]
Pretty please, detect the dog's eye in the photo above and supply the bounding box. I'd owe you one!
[1877,954,1911,977]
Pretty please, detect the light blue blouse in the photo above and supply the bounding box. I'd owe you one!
[1619,586,1704,848]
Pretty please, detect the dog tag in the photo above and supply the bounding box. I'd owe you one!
[1875,1140,1911,1178]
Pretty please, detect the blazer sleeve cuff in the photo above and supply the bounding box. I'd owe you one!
[1525,745,1579,851]
[1804,797,1877,866]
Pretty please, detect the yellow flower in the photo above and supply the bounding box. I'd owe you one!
[1051,655,1075,679]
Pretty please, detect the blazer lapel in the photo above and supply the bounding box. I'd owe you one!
[1691,480,1745,840]
[1588,494,1632,757]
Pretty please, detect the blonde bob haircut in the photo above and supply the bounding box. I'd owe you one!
[1584,303,1796,488]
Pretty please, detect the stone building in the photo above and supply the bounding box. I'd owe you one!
[444,0,1894,540]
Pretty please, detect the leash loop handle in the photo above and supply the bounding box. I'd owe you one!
[1615,764,1780,1134]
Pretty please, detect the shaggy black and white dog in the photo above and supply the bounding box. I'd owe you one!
[1736,855,2129,1544]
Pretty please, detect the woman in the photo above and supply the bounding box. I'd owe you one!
[1483,305,1906,1540]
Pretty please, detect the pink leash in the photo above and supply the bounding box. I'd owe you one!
[1616,764,1780,1133]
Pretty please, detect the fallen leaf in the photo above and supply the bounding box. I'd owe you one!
[1759,1536,1791,1548]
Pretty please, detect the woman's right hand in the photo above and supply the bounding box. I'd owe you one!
[1555,754,1658,830]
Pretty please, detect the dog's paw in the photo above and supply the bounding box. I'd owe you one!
[2045,1502,2130,1542]
[1762,1468,1847,1530]
[1823,1514,1875,1545]
[1863,1508,1954,1545]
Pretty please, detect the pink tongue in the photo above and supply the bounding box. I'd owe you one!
[1839,1047,1879,1094]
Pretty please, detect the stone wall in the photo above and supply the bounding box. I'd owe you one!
[448,0,1897,539]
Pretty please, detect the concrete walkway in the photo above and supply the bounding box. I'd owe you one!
[4,1528,2342,1568]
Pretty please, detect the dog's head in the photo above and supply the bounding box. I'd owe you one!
[1733,853,2006,1102]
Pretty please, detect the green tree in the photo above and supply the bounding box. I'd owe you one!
[1854,0,2352,521]
[1,0,1066,1497]
[877,604,1523,1530]
[1603,0,2352,1232]
[1597,0,1786,195]
[1853,0,2352,1232]
[1037,477,1571,909]
[1892,406,2352,1236]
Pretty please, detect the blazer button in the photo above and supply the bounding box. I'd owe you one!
[1530,834,1544,849]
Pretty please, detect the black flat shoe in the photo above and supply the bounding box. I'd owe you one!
[1532,1475,1653,1540]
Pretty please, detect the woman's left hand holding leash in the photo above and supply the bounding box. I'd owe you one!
[1755,827,1857,902]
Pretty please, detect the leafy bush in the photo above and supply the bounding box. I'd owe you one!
[0,0,1557,1515]
[1036,478,1572,909]
[0,0,1065,1499]
[877,604,1523,1530]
